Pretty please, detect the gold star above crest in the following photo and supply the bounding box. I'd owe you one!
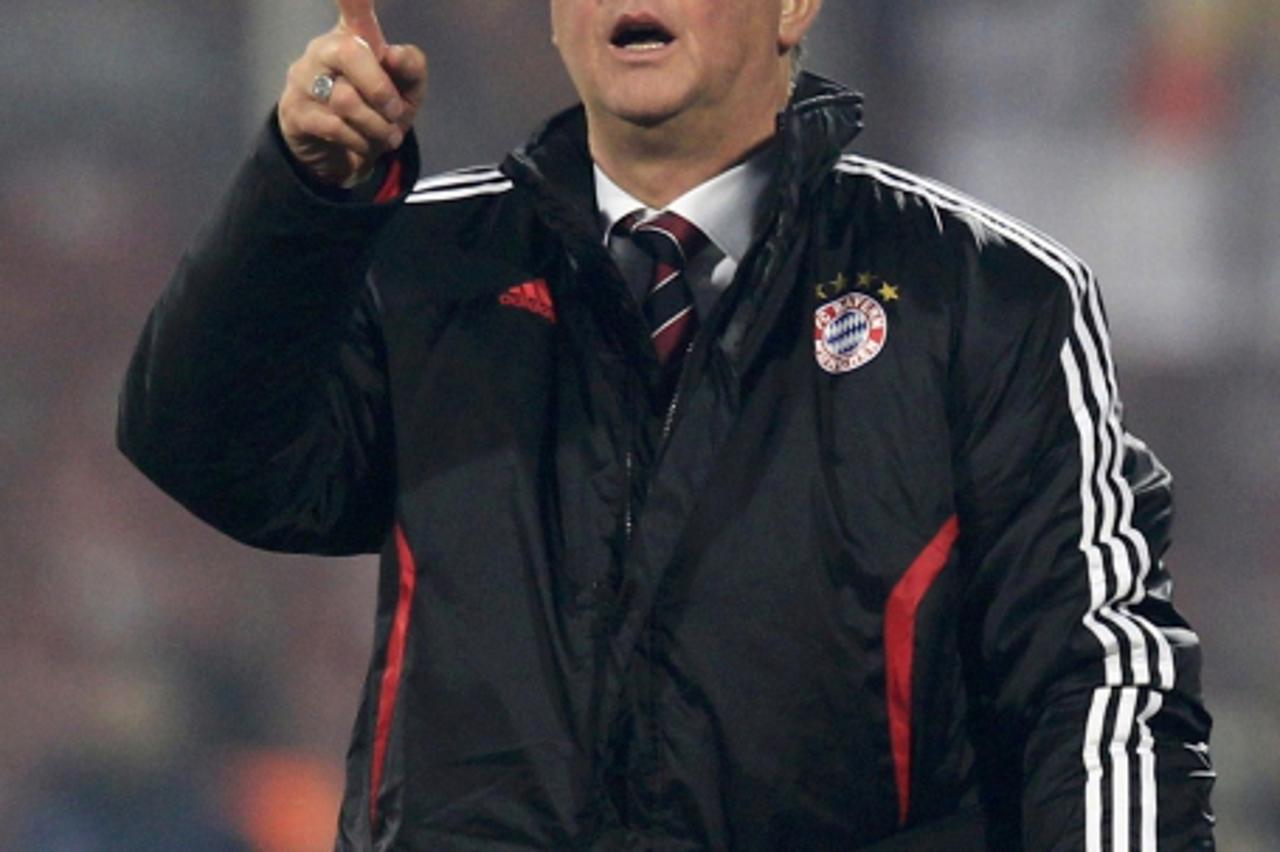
[878,282,900,302]
[856,272,875,289]
[815,272,852,300]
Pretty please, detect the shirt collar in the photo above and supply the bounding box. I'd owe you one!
[594,144,776,264]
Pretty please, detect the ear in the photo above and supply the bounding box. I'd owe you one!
[778,0,822,51]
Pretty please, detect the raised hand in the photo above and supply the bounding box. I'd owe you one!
[278,0,427,187]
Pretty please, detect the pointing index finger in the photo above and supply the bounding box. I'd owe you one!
[337,0,387,58]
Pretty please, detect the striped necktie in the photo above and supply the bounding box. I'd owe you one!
[622,211,710,376]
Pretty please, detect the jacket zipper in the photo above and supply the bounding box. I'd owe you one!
[660,381,682,445]
[626,339,697,550]
[624,450,634,545]
[660,340,696,445]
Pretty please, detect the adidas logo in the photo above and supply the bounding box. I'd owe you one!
[498,279,556,323]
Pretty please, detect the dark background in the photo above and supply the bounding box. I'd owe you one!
[2,1,1276,848]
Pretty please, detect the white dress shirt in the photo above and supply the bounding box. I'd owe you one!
[595,146,776,319]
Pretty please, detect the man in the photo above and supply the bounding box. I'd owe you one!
[118,0,1215,848]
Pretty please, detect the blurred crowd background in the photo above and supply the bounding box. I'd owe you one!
[2,0,1276,849]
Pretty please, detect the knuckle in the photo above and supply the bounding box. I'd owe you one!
[286,104,315,130]
[328,84,359,114]
[286,62,309,90]
[307,34,334,60]
[335,38,363,67]
[369,82,396,107]
[348,133,372,156]
[278,98,302,127]
[314,114,345,143]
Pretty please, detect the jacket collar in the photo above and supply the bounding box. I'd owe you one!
[502,72,864,241]
[774,72,865,196]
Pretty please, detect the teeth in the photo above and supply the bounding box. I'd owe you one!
[624,40,667,51]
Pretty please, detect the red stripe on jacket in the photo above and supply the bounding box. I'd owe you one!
[884,515,961,825]
[370,524,418,827]
[372,159,404,205]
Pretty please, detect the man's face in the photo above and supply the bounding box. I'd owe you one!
[550,0,808,131]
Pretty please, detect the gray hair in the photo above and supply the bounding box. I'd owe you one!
[789,42,804,90]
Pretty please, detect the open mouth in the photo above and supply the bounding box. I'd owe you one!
[610,16,676,52]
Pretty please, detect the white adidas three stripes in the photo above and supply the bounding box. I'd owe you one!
[835,155,1178,852]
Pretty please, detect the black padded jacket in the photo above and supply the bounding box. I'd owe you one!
[118,75,1214,850]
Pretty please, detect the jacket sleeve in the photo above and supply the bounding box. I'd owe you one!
[950,232,1214,850]
[117,116,419,554]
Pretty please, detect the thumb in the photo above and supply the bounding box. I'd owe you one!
[337,0,387,58]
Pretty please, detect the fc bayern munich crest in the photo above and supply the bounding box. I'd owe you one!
[813,292,888,374]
